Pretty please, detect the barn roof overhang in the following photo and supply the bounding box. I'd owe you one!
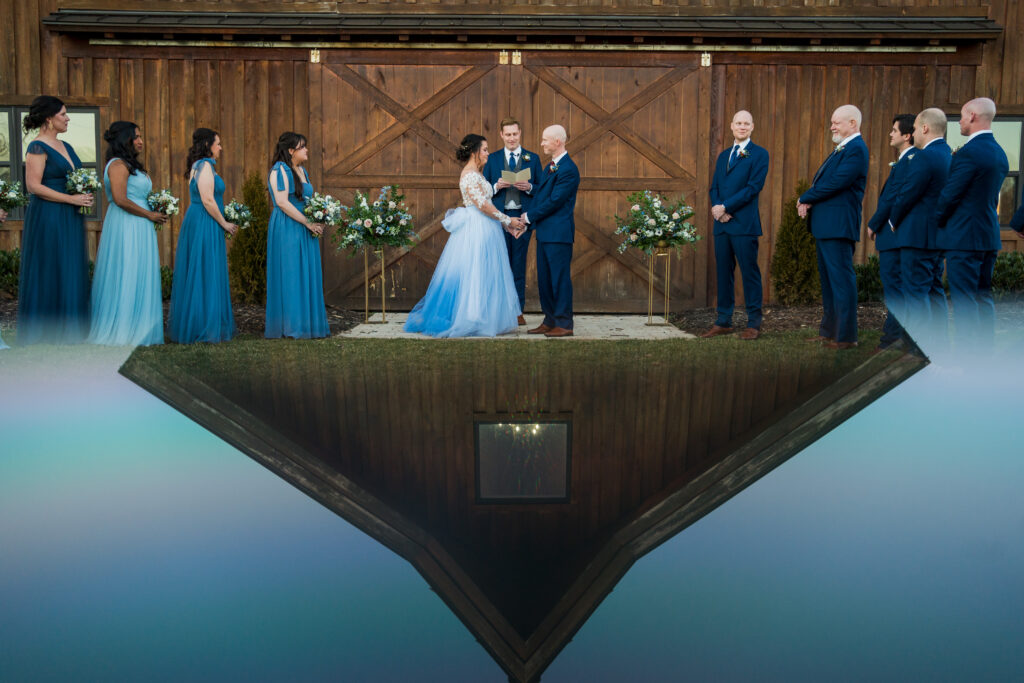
[43,10,1002,47]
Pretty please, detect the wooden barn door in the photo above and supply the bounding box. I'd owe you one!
[517,52,709,312]
[315,49,711,312]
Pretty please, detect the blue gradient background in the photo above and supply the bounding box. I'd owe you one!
[2,340,1022,682]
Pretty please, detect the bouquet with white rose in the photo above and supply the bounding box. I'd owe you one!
[147,188,180,230]
[302,192,344,239]
[65,168,102,214]
[0,179,30,212]
[223,199,253,239]
[332,185,416,254]
[613,190,698,254]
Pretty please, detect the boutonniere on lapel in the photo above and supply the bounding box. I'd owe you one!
[548,162,559,173]
[737,148,749,159]
[834,144,845,153]
[522,153,531,162]
[888,160,897,167]
[952,146,961,155]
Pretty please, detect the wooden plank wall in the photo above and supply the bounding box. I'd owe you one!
[3,0,1024,302]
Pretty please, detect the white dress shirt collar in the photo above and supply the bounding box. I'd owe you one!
[551,150,568,165]
[837,132,861,148]
[732,138,751,151]
[965,129,994,144]
[897,145,914,160]
[506,146,522,162]
[922,137,944,149]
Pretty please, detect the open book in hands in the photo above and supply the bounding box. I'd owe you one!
[501,168,532,184]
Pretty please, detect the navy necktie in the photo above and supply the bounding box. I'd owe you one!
[728,145,739,168]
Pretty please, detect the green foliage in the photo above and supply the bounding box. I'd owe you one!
[992,250,1024,299]
[160,265,174,301]
[227,171,271,305]
[0,248,19,297]
[855,254,883,303]
[769,180,820,305]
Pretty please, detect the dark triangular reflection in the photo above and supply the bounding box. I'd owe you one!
[121,339,925,683]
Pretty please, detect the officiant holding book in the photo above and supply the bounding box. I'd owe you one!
[483,117,544,325]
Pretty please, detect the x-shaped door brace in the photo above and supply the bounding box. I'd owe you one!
[325,60,697,300]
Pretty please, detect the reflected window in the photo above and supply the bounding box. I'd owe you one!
[946,117,1022,225]
[475,419,571,503]
[0,106,102,220]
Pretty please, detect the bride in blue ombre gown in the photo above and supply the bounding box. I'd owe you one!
[404,134,525,338]
[88,122,167,346]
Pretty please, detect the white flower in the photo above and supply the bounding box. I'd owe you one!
[388,201,396,209]
[647,218,656,226]
[399,219,407,226]
[630,233,638,241]
[672,212,680,220]
[363,219,372,228]
[631,204,640,212]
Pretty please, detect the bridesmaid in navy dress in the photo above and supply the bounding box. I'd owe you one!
[168,128,238,343]
[18,96,95,344]
[264,132,328,339]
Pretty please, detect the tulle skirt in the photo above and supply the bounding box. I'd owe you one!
[88,205,163,346]
[404,206,520,338]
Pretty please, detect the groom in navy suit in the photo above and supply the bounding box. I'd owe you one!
[935,97,1009,351]
[523,124,581,338]
[482,117,544,325]
[798,104,869,350]
[702,110,769,341]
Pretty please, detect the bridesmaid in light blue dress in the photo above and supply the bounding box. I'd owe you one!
[168,128,237,344]
[18,96,94,345]
[264,132,329,339]
[405,134,524,337]
[88,121,167,346]
[0,210,7,347]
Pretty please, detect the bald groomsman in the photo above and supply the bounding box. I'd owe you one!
[702,110,770,340]
[798,104,869,350]
[866,113,917,351]
[887,108,952,347]
[935,97,1009,351]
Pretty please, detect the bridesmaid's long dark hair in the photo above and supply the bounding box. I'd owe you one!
[104,121,146,176]
[270,132,307,201]
[23,95,65,132]
[184,127,218,179]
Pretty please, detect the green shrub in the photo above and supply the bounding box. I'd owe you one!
[227,171,271,305]
[160,265,174,301]
[0,248,19,297]
[855,254,883,303]
[992,250,1024,299]
[770,180,820,305]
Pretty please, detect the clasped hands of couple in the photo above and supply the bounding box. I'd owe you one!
[505,215,527,239]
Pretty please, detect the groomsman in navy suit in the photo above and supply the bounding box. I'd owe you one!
[523,125,581,338]
[935,97,1009,351]
[887,108,952,347]
[702,110,769,340]
[482,117,544,325]
[798,105,869,350]
[866,113,916,351]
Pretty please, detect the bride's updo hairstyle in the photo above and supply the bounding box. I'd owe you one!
[23,95,65,132]
[456,134,486,163]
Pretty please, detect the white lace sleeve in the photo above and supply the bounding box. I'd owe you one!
[461,173,511,226]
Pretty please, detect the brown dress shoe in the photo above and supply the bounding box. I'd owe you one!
[824,341,858,350]
[544,326,574,338]
[738,327,760,340]
[517,315,526,326]
[528,324,552,335]
[805,335,834,343]
[699,324,733,339]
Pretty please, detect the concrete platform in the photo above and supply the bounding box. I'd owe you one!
[337,314,695,340]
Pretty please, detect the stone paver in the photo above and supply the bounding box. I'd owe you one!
[337,314,695,340]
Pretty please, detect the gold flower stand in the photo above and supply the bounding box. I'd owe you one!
[363,247,387,323]
[646,244,672,327]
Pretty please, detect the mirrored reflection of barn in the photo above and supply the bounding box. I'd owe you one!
[122,340,925,682]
